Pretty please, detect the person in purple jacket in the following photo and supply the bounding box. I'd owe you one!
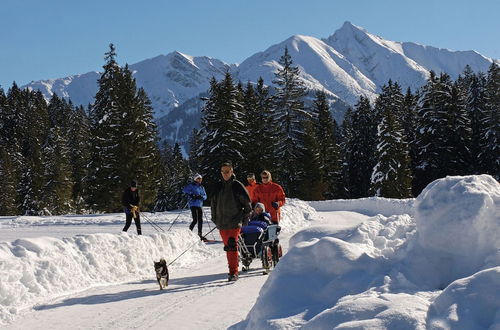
[182,173,208,240]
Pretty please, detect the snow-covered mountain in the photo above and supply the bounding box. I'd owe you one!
[23,22,497,148]
[26,52,232,118]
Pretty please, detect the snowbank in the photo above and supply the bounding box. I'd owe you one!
[412,174,500,287]
[279,199,317,233]
[0,230,216,324]
[240,175,500,329]
[0,199,317,325]
[427,267,500,329]
[308,197,414,217]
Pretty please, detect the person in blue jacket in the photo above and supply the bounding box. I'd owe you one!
[182,173,208,240]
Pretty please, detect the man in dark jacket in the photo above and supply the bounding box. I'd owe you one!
[211,162,251,281]
[122,180,142,235]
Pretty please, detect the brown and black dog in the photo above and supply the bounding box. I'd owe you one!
[154,258,169,290]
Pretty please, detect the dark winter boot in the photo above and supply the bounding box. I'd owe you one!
[228,273,239,282]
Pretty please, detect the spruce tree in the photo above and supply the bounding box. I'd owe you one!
[87,44,123,211]
[17,89,49,215]
[155,142,190,211]
[196,73,246,194]
[370,82,412,198]
[343,96,377,198]
[0,148,17,215]
[296,118,326,200]
[41,126,73,214]
[457,66,487,173]
[88,45,161,211]
[401,87,419,194]
[414,72,449,194]
[272,47,308,195]
[0,88,18,215]
[68,105,91,212]
[314,90,342,199]
[480,63,500,179]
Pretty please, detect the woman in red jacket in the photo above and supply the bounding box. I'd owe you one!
[252,170,285,223]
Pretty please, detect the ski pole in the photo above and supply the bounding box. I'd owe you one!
[203,210,216,240]
[167,201,189,232]
[140,212,165,232]
[201,226,217,241]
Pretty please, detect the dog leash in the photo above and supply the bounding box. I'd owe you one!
[168,227,217,266]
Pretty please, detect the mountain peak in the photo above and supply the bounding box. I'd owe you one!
[329,21,368,40]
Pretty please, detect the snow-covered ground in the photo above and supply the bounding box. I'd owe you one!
[1,175,499,329]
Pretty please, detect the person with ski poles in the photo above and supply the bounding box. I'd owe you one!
[182,173,208,241]
[122,180,142,235]
[252,170,286,224]
[211,161,252,282]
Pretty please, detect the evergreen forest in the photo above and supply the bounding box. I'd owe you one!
[0,45,498,215]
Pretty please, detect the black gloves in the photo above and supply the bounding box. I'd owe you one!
[271,201,279,209]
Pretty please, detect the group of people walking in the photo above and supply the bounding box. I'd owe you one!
[120,161,286,282]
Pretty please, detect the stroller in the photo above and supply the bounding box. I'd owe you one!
[238,219,283,274]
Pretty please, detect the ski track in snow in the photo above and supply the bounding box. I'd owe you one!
[1,203,368,329]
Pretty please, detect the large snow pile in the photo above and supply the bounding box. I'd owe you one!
[0,230,216,324]
[240,175,500,329]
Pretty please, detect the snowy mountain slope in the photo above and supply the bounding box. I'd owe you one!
[235,34,378,106]
[324,22,494,90]
[130,52,232,117]
[24,51,231,118]
[22,22,497,147]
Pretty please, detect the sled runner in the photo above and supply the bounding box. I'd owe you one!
[238,220,282,274]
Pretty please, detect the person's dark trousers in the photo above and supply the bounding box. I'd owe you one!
[123,208,142,235]
[189,206,203,236]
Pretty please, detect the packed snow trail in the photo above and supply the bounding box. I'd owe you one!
[1,201,369,329]
[4,242,269,330]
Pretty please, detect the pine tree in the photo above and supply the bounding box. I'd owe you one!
[314,90,342,199]
[155,142,190,211]
[240,81,260,176]
[414,72,449,194]
[343,96,377,198]
[17,89,50,215]
[41,126,74,214]
[340,107,354,198]
[88,45,161,211]
[196,73,246,194]
[272,47,308,195]
[457,66,487,173]
[0,88,18,215]
[0,147,17,215]
[68,105,91,212]
[446,81,472,175]
[87,44,123,211]
[401,87,419,194]
[296,118,326,200]
[480,63,500,179]
[370,82,412,198]
[239,78,277,177]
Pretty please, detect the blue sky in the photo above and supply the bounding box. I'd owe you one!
[1,0,499,89]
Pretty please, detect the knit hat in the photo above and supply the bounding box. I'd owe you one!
[255,202,265,212]
[130,180,138,188]
[193,173,202,180]
[247,173,255,179]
